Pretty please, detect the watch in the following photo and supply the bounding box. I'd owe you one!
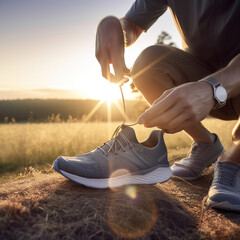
[199,77,227,109]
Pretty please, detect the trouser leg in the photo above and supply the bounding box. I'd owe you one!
[132,44,239,121]
[218,94,240,166]
[217,118,240,166]
[131,44,217,143]
[131,45,216,104]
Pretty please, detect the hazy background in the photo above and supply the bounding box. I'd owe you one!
[0,0,181,100]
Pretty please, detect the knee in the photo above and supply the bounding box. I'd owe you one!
[131,44,175,89]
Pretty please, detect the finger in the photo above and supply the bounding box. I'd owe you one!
[111,50,127,83]
[143,102,183,128]
[118,77,129,86]
[100,60,116,82]
[100,60,110,80]
[160,113,193,133]
[138,91,177,124]
[122,58,130,76]
[118,60,130,85]
[152,89,172,106]
[163,118,194,134]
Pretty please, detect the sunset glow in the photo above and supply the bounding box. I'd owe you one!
[0,0,181,100]
[93,82,120,104]
[83,80,134,102]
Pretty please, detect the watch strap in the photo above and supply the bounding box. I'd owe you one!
[199,77,227,109]
[201,77,221,88]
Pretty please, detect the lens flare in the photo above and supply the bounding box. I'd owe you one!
[125,185,137,199]
[108,169,130,190]
[108,186,158,239]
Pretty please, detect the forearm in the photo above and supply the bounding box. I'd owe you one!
[120,17,144,47]
[211,53,240,98]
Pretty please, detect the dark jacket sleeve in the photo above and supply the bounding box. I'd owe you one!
[125,0,168,31]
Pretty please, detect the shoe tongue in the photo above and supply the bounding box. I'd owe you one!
[119,125,138,143]
[100,125,138,153]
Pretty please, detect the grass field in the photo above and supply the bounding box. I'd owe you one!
[0,118,237,177]
[1,119,240,240]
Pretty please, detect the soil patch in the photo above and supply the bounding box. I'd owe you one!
[1,167,240,240]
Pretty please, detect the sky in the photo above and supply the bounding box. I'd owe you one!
[0,0,181,100]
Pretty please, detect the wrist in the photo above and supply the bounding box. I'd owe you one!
[197,81,215,109]
[208,53,240,98]
[120,17,143,47]
[198,77,227,109]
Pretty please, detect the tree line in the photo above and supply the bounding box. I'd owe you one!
[0,99,147,123]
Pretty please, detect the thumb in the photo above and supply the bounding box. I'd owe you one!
[123,65,130,76]
[117,58,130,86]
[122,58,130,76]
[152,88,173,105]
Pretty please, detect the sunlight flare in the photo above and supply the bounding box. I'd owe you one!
[90,81,121,103]
[113,100,131,122]
[125,185,137,199]
[82,100,104,122]
[107,101,112,138]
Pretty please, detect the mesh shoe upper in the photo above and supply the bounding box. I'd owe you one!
[171,134,224,180]
[56,126,169,179]
[208,162,240,206]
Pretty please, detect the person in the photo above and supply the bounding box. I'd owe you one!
[94,0,240,211]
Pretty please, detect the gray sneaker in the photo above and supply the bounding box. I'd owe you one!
[207,162,240,211]
[53,125,171,188]
[171,134,224,181]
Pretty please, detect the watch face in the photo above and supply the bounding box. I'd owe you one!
[215,86,227,103]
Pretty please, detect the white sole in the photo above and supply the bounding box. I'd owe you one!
[206,199,240,211]
[60,167,172,189]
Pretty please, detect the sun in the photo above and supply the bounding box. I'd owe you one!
[89,81,121,103]
[100,90,119,104]
[82,77,134,104]
[80,78,133,136]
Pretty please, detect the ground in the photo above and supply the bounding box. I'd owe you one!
[1,169,240,240]
[1,119,240,239]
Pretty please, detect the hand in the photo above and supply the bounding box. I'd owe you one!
[138,82,215,133]
[95,16,130,85]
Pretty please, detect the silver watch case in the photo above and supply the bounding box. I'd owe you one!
[199,77,227,109]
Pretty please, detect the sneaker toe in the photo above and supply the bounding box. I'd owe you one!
[54,156,102,178]
[171,163,196,179]
[208,186,240,207]
[53,158,61,173]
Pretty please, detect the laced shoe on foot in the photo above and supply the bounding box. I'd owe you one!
[171,134,224,181]
[53,125,171,188]
[207,162,240,211]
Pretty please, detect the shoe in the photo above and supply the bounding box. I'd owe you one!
[171,134,224,181]
[207,162,240,211]
[53,125,171,188]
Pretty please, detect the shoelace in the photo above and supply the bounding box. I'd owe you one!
[98,85,138,156]
[214,163,239,187]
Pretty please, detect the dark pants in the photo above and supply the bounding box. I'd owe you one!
[131,45,240,121]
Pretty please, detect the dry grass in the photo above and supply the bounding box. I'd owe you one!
[1,119,240,239]
[1,169,240,240]
[0,118,236,175]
